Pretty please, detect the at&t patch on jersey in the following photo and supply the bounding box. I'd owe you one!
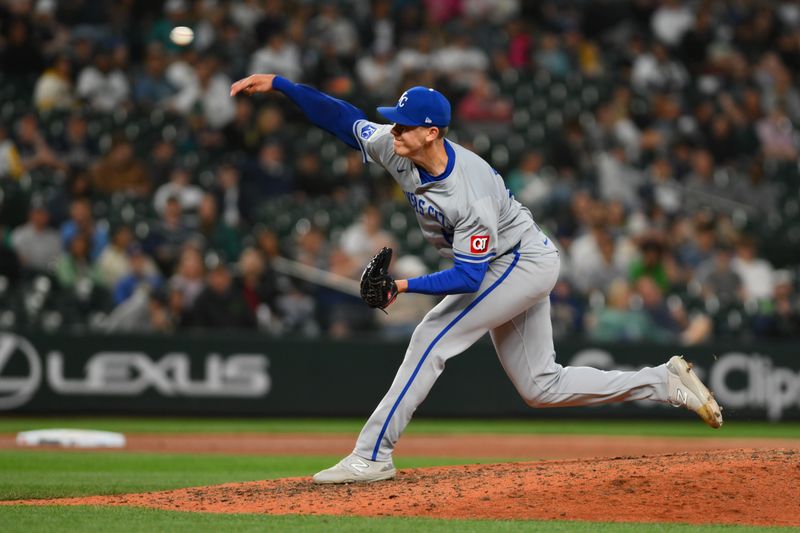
[470,235,490,254]
[360,124,377,139]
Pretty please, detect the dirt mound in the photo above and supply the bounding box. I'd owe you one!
[11,449,800,526]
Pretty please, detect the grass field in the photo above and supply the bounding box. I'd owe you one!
[2,418,798,532]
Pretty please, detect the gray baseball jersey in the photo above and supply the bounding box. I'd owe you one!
[353,121,554,262]
[350,120,670,462]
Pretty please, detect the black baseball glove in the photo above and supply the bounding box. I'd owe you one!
[360,247,398,311]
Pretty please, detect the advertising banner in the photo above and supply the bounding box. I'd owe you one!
[0,332,797,420]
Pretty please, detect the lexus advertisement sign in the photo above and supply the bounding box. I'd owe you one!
[1,332,798,420]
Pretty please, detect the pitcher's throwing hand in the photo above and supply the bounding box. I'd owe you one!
[230,74,276,97]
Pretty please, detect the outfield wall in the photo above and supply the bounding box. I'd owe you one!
[0,332,797,420]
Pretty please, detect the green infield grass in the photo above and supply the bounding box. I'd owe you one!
[0,450,505,500]
[1,417,799,438]
[1,506,795,533]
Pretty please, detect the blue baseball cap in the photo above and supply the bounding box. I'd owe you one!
[377,87,451,128]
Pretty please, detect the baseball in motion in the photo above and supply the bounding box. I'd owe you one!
[169,26,194,46]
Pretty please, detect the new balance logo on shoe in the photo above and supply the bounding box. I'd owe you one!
[676,388,688,406]
[349,458,370,473]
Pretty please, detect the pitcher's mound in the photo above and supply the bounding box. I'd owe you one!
[14,449,800,526]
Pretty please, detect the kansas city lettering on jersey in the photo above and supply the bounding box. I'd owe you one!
[404,191,454,244]
[404,191,447,227]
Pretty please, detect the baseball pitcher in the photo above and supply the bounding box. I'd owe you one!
[230,74,723,484]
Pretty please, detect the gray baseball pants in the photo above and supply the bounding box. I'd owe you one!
[354,233,670,462]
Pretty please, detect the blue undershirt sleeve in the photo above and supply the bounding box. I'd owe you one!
[405,258,489,295]
[272,76,367,149]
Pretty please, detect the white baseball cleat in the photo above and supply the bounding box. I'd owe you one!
[312,453,397,484]
[666,355,723,429]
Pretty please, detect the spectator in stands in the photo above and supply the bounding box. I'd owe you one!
[339,205,396,267]
[33,54,75,112]
[188,261,256,330]
[0,126,24,180]
[112,244,162,305]
[755,270,800,338]
[153,166,204,217]
[248,30,302,81]
[103,285,173,333]
[10,200,61,272]
[731,235,775,303]
[576,230,626,296]
[294,224,329,270]
[569,201,637,295]
[53,113,99,169]
[507,151,550,212]
[148,197,199,272]
[396,32,435,76]
[0,223,21,284]
[254,105,285,142]
[675,217,717,270]
[48,167,94,225]
[236,247,280,332]
[169,55,236,130]
[75,44,131,112]
[629,234,675,293]
[317,247,370,338]
[14,114,66,175]
[632,42,689,93]
[683,149,727,213]
[643,157,682,216]
[651,0,695,47]
[223,98,262,156]
[456,73,512,127]
[756,106,798,162]
[596,142,644,210]
[355,45,402,100]
[731,158,779,216]
[133,43,177,108]
[692,244,743,308]
[90,136,151,197]
[243,141,294,199]
[377,255,434,338]
[212,163,248,227]
[95,225,136,288]
[534,33,571,78]
[549,279,586,341]
[60,197,108,261]
[197,193,241,262]
[274,280,319,336]
[53,232,101,289]
[146,140,178,187]
[168,245,206,309]
[506,19,532,70]
[294,150,326,196]
[635,276,712,345]
[433,33,489,89]
[0,16,44,78]
[308,4,358,61]
[587,279,671,343]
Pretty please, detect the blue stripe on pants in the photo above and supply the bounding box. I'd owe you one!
[371,250,521,460]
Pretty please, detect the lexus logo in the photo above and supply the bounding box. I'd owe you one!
[0,334,42,409]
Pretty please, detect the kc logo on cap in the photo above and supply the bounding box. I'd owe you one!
[377,87,451,128]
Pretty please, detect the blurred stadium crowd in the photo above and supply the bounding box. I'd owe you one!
[1,0,799,342]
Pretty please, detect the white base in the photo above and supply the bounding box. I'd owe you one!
[16,429,126,448]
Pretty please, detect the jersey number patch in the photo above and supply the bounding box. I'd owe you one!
[470,235,490,253]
